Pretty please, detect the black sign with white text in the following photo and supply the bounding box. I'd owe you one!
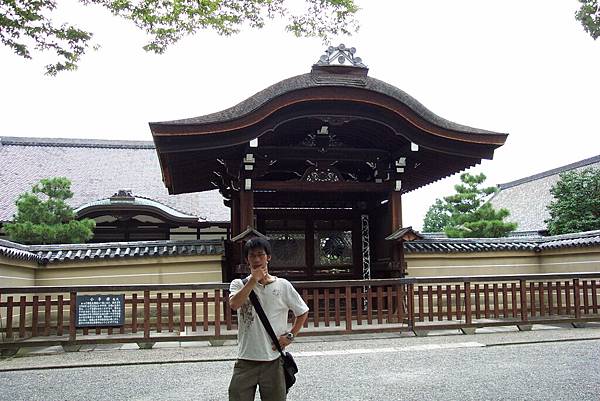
[76,294,125,327]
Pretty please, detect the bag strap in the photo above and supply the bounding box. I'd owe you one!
[242,278,285,357]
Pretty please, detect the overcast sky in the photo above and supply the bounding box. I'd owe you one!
[1,0,599,230]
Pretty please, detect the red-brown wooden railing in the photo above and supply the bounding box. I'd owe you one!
[1,273,599,353]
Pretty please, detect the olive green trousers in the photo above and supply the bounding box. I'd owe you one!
[229,358,286,401]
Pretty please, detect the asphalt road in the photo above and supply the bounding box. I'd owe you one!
[1,338,599,401]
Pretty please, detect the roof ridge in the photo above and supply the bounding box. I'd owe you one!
[0,239,43,263]
[413,230,600,244]
[541,229,600,242]
[27,238,222,251]
[0,238,32,250]
[74,193,198,219]
[498,154,600,190]
[0,136,155,150]
[126,194,197,217]
[412,237,541,244]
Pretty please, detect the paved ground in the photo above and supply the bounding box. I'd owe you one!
[1,323,600,400]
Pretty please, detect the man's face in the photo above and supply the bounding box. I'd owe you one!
[246,248,271,271]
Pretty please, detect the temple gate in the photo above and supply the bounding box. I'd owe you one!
[150,45,507,281]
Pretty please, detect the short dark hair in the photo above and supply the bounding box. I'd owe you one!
[243,237,272,259]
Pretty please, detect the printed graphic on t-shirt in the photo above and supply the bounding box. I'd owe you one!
[239,301,254,330]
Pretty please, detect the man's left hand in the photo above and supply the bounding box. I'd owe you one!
[273,335,292,350]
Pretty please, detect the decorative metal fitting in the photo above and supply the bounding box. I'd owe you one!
[316,44,366,68]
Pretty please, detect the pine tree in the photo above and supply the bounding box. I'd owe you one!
[4,177,96,244]
[422,173,517,238]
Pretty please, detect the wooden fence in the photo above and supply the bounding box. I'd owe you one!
[1,272,599,355]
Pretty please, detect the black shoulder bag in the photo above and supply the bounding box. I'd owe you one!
[242,279,298,393]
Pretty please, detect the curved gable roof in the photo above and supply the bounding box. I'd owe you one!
[151,67,505,141]
[75,193,200,224]
[151,60,508,195]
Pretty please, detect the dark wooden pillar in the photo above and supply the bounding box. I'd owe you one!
[231,194,240,237]
[239,189,254,231]
[389,191,405,277]
[227,190,254,282]
[390,191,402,230]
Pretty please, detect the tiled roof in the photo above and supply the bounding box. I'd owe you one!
[405,230,600,253]
[0,136,229,223]
[489,155,600,231]
[0,240,44,263]
[537,230,600,250]
[1,231,598,265]
[498,155,600,190]
[0,239,224,264]
[385,226,423,241]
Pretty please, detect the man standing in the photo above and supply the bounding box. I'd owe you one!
[229,237,309,401]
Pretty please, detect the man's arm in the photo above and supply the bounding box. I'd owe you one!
[230,263,269,310]
[229,276,258,310]
[289,311,308,336]
[277,311,308,349]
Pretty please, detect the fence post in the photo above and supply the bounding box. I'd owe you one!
[63,291,81,352]
[345,286,352,332]
[573,279,581,319]
[407,283,415,330]
[137,290,155,349]
[518,280,531,331]
[572,279,584,328]
[144,290,151,339]
[132,293,138,333]
[5,296,13,340]
[44,295,51,337]
[0,294,17,357]
[69,291,77,342]
[19,296,26,338]
[179,292,186,333]
[396,284,404,324]
[0,295,13,341]
[460,282,476,335]
[464,282,472,325]
[215,289,221,337]
[209,289,225,346]
[32,296,39,337]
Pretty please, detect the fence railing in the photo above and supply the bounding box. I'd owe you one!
[1,273,599,354]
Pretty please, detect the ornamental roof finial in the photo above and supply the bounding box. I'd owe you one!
[316,44,366,68]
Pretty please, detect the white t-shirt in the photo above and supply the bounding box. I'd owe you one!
[229,276,309,361]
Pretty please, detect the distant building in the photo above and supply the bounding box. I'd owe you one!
[489,155,600,234]
[0,136,229,242]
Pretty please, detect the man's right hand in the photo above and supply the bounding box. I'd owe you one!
[250,266,266,283]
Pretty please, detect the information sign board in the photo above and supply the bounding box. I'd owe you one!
[76,294,125,327]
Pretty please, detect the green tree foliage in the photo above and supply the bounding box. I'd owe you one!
[422,173,517,238]
[1,0,359,75]
[545,168,600,235]
[422,198,451,232]
[575,0,600,40]
[4,177,96,244]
